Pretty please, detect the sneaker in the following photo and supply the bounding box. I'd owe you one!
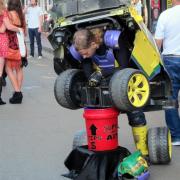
[28,55,33,59]
[38,56,42,59]
[172,141,180,146]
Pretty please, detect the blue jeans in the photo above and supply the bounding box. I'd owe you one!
[28,28,42,56]
[163,56,180,141]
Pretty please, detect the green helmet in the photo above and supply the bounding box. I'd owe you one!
[118,150,148,177]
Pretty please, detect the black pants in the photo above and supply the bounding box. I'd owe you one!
[28,28,42,56]
[127,110,146,127]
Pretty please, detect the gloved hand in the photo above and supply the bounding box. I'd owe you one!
[88,71,102,87]
[21,57,28,67]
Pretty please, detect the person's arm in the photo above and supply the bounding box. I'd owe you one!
[142,0,148,26]
[154,13,164,51]
[38,14,43,32]
[155,39,163,50]
[81,58,94,79]
[143,5,148,26]
[23,5,28,14]
[38,7,43,32]
[22,14,27,36]
[0,23,6,33]
[3,17,21,32]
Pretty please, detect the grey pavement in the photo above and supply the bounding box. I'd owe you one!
[41,33,53,54]
[0,49,180,180]
[25,33,53,55]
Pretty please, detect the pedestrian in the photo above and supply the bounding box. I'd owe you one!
[72,29,148,156]
[131,0,143,15]
[0,10,8,105]
[132,0,148,26]
[24,0,43,59]
[151,7,160,34]
[155,0,180,145]
[0,0,22,105]
[5,0,27,104]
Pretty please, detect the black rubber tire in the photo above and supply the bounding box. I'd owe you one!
[148,127,172,164]
[109,68,150,111]
[72,130,87,149]
[54,69,85,109]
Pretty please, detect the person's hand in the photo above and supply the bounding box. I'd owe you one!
[18,28,23,33]
[88,71,102,87]
[21,57,28,67]
[38,26,42,33]
[24,29,27,37]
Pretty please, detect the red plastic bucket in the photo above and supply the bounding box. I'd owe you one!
[83,108,119,151]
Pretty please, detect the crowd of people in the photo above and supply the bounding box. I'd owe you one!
[0,0,43,105]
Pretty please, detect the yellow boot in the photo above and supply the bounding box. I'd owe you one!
[132,126,148,156]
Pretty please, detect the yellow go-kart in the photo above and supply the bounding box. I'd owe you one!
[47,1,174,175]
[48,0,176,113]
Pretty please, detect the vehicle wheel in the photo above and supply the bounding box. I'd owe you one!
[109,68,150,111]
[54,69,86,109]
[147,127,172,164]
[72,130,87,149]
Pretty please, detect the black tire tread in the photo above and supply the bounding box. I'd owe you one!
[148,127,171,164]
[109,68,149,111]
[54,69,82,109]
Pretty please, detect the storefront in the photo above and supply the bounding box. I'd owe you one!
[23,0,53,13]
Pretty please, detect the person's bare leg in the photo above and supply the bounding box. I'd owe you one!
[16,68,23,90]
[6,66,20,92]
[0,57,4,76]
[6,66,23,104]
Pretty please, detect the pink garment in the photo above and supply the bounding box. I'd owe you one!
[6,10,23,70]
[0,10,8,58]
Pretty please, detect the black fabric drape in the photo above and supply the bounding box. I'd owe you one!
[63,146,131,180]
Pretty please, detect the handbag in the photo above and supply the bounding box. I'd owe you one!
[16,30,26,57]
[6,47,21,61]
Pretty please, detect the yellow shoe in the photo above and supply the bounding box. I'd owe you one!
[132,126,148,156]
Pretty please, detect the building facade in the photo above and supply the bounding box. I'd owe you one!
[22,0,53,13]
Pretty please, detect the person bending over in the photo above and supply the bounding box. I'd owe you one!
[71,29,148,156]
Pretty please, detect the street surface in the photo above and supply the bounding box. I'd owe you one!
[0,51,180,180]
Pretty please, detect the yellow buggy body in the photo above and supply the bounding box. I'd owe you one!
[48,0,175,112]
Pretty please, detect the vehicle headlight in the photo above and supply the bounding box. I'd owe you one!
[54,31,65,45]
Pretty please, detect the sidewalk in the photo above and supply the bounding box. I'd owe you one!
[25,33,53,55]
[41,33,53,54]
